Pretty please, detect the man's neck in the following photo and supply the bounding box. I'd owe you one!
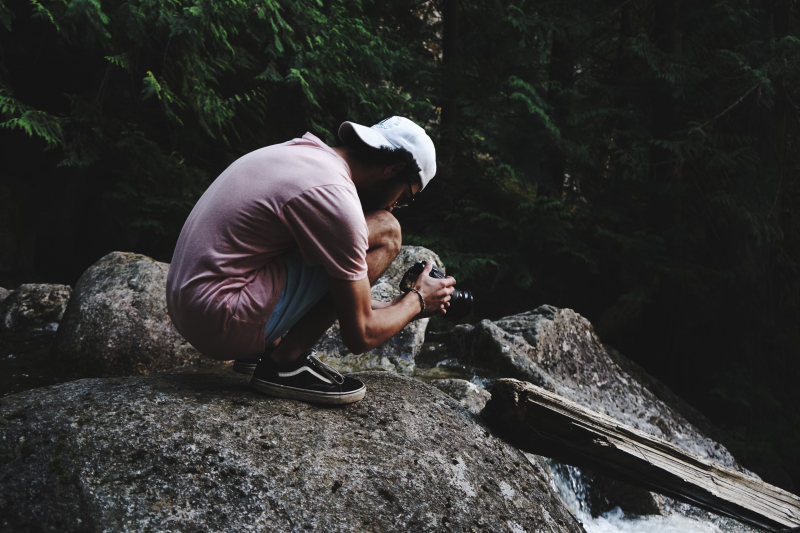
[332,146,373,189]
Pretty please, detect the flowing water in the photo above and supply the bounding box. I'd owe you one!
[548,462,728,533]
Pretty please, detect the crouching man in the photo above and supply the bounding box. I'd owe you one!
[166,116,455,404]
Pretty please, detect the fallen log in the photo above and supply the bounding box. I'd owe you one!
[482,378,800,531]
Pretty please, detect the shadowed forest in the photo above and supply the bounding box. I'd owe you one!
[1,0,798,492]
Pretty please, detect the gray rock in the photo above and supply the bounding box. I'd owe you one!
[453,305,738,468]
[430,378,492,416]
[451,304,752,521]
[0,284,73,396]
[0,283,72,334]
[375,245,445,288]
[0,287,10,307]
[0,371,583,533]
[55,252,201,376]
[315,246,443,373]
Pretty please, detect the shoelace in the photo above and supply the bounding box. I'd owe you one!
[307,353,345,385]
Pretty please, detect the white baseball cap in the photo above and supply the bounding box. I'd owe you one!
[338,116,437,190]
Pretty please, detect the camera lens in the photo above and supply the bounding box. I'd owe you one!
[447,288,474,320]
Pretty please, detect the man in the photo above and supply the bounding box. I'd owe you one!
[166,116,455,405]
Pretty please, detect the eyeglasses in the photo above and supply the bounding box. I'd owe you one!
[392,177,419,210]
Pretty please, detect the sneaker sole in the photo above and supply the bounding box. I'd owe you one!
[250,377,366,405]
[232,360,258,374]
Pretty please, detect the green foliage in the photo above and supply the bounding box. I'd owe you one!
[0,87,64,146]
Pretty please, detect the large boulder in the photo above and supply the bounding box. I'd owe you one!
[55,252,201,376]
[448,305,756,524]
[0,283,72,335]
[0,370,583,532]
[451,305,738,468]
[315,246,443,373]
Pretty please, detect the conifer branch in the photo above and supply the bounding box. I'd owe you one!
[692,83,760,132]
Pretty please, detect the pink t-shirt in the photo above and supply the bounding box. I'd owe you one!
[166,133,368,358]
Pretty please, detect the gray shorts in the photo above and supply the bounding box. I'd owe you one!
[263,251,329,345]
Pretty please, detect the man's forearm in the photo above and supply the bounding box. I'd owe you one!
[351,292,422,353]
[330,277,421,353]
[331,266,453,354]
[371,293,407,310]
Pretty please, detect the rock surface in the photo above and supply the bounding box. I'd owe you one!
[1,244,766,531]
[0,284,75,396]
[0,371,582,533]
[430,378,492,416]
[0,287,11,307]
[55,252,201,376]
[445,304,759,524]
[449,305,739,468]
[0,283,72,334]
[315,246,443,373]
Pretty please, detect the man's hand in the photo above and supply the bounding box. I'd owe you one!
[413,261,457,317]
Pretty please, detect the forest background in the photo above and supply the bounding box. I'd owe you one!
[1,0,798,492]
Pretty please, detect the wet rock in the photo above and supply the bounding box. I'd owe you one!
[0,283,72,335]
[55,252,201,376]
[430,378,491,416]
[0,371,582,533]
[316,246,443,373]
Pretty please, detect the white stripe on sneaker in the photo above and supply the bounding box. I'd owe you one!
[278,365,333,385]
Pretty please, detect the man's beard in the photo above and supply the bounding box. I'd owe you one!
[358,188,390,213]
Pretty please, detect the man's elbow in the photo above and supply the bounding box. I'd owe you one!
[340,328,376,355]
[342,335,375,354]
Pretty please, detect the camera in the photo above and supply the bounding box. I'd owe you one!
[399,261,474,320]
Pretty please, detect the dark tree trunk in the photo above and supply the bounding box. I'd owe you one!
[649,0,682,185]
[439,0,462,179]
[543,35,574,194]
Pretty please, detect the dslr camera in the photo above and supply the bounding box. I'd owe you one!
[399,261,474,320]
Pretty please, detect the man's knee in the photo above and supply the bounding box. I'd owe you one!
[367,210,402,255]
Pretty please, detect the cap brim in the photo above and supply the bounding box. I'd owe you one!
[338,121,394,151]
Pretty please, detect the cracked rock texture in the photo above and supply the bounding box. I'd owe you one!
[0,283,72,334]
[0,371,582,533]
[55,251,201,376]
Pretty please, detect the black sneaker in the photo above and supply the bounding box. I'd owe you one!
[250,352,366,405]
